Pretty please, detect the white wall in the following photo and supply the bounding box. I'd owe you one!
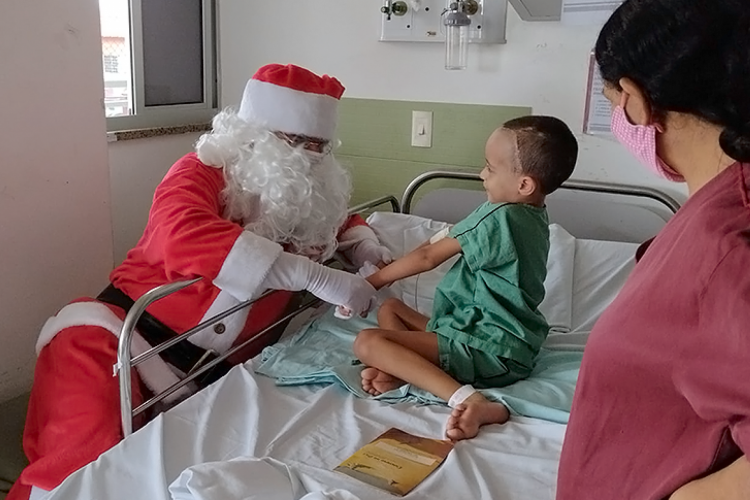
[109,133,203,264]
[0,0,114,402]
[218,0,687,203]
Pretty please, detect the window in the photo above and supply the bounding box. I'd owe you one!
[99,0,217,130]
[103,55,120,73]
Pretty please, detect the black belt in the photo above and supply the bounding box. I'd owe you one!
[97,284,232,390]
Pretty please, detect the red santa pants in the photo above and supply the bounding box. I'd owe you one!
[7,326,146,500]
[7,290,297,499]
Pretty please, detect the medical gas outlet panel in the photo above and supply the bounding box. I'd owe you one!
[380,0,508,44]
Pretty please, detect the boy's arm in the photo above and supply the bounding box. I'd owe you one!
[366,237,462,290]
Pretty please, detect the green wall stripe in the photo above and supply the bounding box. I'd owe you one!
[336,98,531,207]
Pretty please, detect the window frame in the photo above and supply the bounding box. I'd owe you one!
[106,0,219,132]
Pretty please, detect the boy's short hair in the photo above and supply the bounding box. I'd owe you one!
[503,116,578,195]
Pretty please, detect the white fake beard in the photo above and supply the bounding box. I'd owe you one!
[196,109,352,262]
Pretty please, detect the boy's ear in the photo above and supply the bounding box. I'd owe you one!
[518,175,538,197]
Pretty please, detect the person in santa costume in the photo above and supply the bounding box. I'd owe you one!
[9,63,392,500]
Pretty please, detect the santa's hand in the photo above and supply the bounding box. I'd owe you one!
[334,305,355,320]
[350,239,393,268]
[308,267,375,314]
[333,262,382,320]
[263,252,376,314]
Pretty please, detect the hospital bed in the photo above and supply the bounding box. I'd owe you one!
[41,169,680,500]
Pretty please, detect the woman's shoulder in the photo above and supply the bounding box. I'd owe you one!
[689,162,750,251]
[649,163,750,279]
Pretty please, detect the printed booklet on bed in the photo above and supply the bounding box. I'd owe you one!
[334,428,454,496]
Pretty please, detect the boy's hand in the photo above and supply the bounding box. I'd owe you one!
[366,272,393,290]
[366,268,394,291]
[351,239,393,268]
[361,261,393,290]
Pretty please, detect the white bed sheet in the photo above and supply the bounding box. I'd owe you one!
[44,360,565,500]
[42,214,639,500]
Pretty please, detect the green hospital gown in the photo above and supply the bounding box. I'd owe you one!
[425,201,550,368]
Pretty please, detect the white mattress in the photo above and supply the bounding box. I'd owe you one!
[44,361,565,500]
[42,214,639,500]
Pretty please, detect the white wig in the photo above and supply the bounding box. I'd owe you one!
[196,109,351,262]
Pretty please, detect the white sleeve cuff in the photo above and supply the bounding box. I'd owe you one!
[213,231,283,301]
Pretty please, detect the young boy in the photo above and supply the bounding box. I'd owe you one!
[353,116,578,441]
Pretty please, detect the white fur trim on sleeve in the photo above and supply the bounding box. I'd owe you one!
[214,231,283,301]
[189,290,251,353]
[36,302,189,403]
[37,302,123,355]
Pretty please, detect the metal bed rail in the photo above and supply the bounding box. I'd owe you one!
[349,194,400,215]
[401,169,682,215]
[117,194,401,436]
[118,172,682,435]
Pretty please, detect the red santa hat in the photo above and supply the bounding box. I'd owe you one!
[237,64,345,141]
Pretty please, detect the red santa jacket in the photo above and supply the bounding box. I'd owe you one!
[37,153,372,395]
[110,152,368,354]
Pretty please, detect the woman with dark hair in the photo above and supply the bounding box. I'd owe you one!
[556,0,750,499]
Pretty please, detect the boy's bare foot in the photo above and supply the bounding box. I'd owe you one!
[445,392,510,441]
[361,367,406,396]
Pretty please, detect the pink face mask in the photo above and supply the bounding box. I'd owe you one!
[610,99,685,182]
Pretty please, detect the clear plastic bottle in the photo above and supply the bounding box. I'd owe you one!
[444,7,471,70]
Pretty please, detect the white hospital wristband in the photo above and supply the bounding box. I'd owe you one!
[448,385,477,408]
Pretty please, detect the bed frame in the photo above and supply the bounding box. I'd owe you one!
[116,170,681,436]
[403,170,681,242]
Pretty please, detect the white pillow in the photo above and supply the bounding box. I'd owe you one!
[544,239,637,350]
[366,213,578,328]
[570,238,638,333]
[541,224,576,334]
[367,212,455,315]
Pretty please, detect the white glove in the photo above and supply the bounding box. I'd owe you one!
[263,252,376,313]
[350,238,393,268]
[335,262,382,320]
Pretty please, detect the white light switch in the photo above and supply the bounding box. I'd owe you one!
[411,110,433,148]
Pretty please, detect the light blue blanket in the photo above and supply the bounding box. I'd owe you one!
[256,307,583,424]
